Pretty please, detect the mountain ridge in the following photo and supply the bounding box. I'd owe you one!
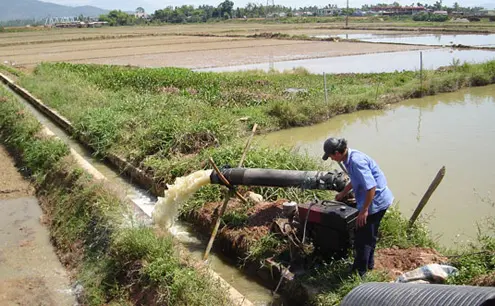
[0,0,108,21]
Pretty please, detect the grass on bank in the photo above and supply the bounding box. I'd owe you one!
[0,87,231,305]
[16,60,495,188]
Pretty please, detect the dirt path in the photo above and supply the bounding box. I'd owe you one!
[0,146,75,305]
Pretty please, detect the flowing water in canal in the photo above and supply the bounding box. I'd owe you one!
[4,86,276,306]
[258,85,495,247]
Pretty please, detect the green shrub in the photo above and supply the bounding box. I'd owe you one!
[413,13,449,22]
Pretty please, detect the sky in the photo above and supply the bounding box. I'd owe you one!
[42,0,494,13]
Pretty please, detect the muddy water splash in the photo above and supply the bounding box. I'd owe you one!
[152,170,213,229]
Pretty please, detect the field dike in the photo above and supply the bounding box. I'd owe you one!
[2,66,494,304]
[0,76,250,305]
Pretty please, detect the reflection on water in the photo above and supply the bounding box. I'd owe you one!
[312,33,495,47]
[196,49,495,74]
[257,85,495,247]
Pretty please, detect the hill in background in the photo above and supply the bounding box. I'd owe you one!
[0,0,108,21]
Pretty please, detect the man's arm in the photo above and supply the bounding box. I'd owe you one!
[336,182,353,201]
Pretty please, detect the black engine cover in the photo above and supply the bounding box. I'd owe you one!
[298,200,358,257]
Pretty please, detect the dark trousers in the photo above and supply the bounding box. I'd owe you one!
[352,208,387,276]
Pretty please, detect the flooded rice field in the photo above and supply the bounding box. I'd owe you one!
[258,85,495,247]
[314,33,495,48]
[197,48,495,74]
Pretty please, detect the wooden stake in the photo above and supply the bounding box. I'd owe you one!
[238,123,258,168]
[408,166,446,229]
[420,51,423,96]
[209,157,247,204]
[203,190,233,261]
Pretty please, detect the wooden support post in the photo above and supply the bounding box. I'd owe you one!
[203,189,233,261]
[408,166,446,229]
[203,125,257,261]
[420,51,423,96]
[238,123,257,168]
[324,72,328,106]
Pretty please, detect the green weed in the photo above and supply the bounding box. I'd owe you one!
[379,206,436,249]
[245,233,285,263]
[304,257,388,306]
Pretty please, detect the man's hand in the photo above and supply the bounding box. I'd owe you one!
[335,191,346,201]
[357,209,368,228]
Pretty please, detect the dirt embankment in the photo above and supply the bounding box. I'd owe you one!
[187,198,285,257]
[0,146,32,199]
[375,247,448,279]
[0,146,75,305]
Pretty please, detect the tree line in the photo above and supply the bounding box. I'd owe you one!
[97,0,489,26]
[0,0,488,27]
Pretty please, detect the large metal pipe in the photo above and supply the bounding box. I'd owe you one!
[209,167,347,192]
[341,282,495,306]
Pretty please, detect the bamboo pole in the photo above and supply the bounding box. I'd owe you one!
[324,72,328,106]
[209,157,247,203]
[238,123,258,168]
[203,189,233,261]
[203,122,257,261]
[408,166,446,229]
[338,161,348,175]
[420,51,423,96]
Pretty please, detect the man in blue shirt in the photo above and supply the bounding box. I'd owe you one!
[322,137,394,276]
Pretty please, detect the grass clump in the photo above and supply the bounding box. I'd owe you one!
[378,205,436,249]
[445,200,495,286]
[0,63,24,77]
[244,233,285,263]
[304,258,389,306]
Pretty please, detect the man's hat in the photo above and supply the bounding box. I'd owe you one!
[322,137,341,161]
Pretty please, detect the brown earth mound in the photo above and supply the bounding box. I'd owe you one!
[375,247,447,279]
[470,271,495,287]
[192,199,285,255]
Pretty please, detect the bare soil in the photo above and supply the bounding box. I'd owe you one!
[375,247,448,279]
[471,271,495,286]
[0,146,32,199]
[0,25,432,69]
[190,198,285,255]
[0,146,75,305]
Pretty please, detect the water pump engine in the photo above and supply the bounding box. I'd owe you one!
[210,167,359,258]
[298,200,358,257]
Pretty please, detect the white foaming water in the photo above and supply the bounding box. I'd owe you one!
[152,170,213,229]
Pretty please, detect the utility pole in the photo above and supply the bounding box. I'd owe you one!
[345,0,349,27]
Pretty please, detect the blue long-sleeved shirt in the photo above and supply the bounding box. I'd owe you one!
[343,148,394,214]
